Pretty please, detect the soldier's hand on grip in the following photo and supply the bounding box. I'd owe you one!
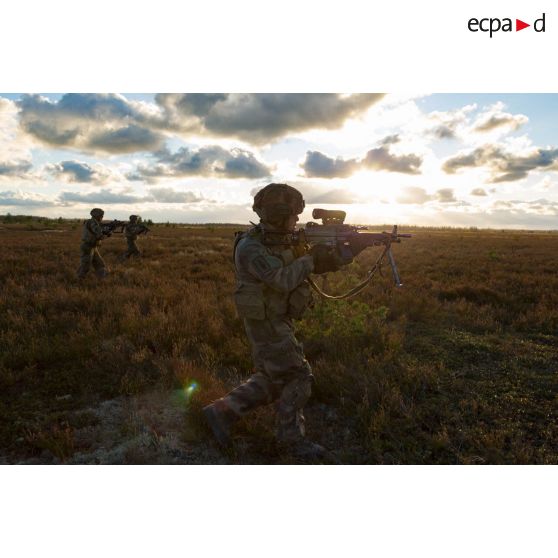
[310,244,341,274]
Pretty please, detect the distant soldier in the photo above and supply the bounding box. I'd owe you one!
[121,215,146,260]
[77,208,110,279]
[203,183,340,458]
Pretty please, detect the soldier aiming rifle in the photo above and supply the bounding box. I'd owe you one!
[77,207,115,279]
[120,215,150,260]
[263,207,411,297]
[203,183,410,458]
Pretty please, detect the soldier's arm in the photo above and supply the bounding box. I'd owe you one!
[88,220,106,240]
[239,242,314,293]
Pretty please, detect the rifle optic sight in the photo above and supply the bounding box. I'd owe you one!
[312,208,346,225]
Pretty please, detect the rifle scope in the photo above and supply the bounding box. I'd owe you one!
[312,208,346,225]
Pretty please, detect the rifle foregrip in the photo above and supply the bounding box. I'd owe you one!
[348,235,375,257]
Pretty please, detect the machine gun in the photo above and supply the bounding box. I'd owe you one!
[101,219,127,236]
[262,208,411,298]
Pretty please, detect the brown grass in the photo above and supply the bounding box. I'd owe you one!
[0,219,557,463]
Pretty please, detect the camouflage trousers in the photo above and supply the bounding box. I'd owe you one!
[122,237,140,259]
[220,317,313,442]
[77,242,107,279]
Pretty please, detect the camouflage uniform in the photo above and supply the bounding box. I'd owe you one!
[218,224,315,441]
[123,223,142,258]
[204,183,340,451]
[77,213,107,279]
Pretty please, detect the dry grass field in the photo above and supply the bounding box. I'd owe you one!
[0,215,557,464]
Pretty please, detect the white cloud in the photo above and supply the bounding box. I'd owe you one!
[435,188,457,203]
[0,98,37,180]
[443,143,558,183]
[147,187,205,204]
[396,186,432,204]
[156,93,384,144]
[57,186,209,205]
[128,145,272,182]
[0,189,54,207]
[470,188,488,196]
[301,137,423,178]
[425,104,477,140]
[17,94,166,154]
[45,160,121,185]
[3,93,558,229]
[471,101,528,134]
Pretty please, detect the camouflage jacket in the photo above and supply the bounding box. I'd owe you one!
[234,225,314,321]
[125,223,144,239]
[81,218,104,246]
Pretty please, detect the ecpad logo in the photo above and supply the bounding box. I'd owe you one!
[468,13,546,37]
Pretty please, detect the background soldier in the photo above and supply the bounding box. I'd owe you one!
[121,214,145,260]
[203,183,340,457]
[77,208,110,279]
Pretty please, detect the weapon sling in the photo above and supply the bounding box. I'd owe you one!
[258,213,409,300]
[307,244,391,300]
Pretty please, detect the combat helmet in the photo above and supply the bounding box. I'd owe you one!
[252,183,305,224]
[129,214,139,222]
[90,208,104,218]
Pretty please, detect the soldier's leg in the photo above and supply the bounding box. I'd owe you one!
[262,323,326,457]
[204,367,280,446]
[119,241,130,261]
[92,249,108,278]
[123,239,132,259]
[203,319,282,445]
[275,365,313,442]
[129,238,141,257]
[77,243,93,278]
[219,369,281,416]
[122,238,140,260]
[216,319,282,416]
[250,319,314,442]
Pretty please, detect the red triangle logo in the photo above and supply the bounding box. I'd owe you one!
[516,19,530,31]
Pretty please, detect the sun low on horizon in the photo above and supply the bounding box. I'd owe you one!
[1,93,558,229]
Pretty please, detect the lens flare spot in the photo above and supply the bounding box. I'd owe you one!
[184,381,199,403]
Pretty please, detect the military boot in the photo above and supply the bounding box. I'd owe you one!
[203,399,238,447]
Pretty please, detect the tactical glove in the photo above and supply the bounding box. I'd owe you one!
[310,244,341,274]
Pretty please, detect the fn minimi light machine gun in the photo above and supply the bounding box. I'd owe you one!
[262,208,412,299]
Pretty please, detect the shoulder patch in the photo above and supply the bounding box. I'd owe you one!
[251,254,283,274]
[252,255,272,274]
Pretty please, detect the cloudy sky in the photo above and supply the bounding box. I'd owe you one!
[1,93,558,228]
